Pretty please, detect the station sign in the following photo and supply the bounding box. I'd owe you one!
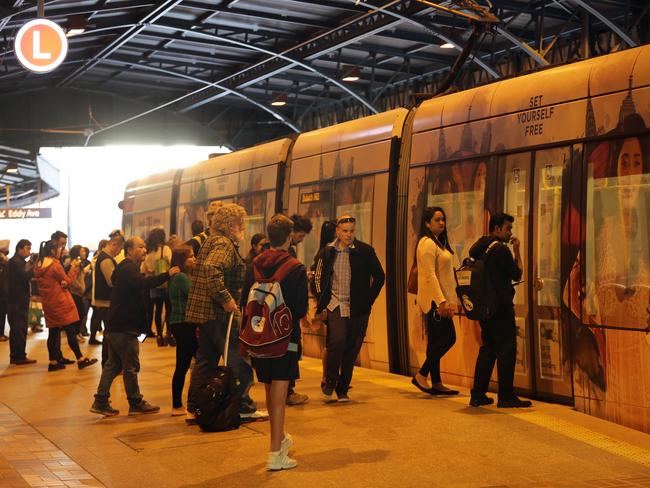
[14,19,68,73]
[0,208,52,219]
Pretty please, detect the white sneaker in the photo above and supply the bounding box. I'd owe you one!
[241,409,269,420]
[281,433,293,456]
[267,450,297,471]
[171,407,186,416]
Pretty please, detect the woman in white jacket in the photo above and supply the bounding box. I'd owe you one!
[412,206,459,396]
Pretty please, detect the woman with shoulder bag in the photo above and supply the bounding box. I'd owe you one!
[411,206,459,396]
[143,229,174,347]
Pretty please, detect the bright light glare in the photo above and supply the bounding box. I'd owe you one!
[1,145,229,251]
[440,42,455,49]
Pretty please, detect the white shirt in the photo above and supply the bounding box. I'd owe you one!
[416,236,458,314]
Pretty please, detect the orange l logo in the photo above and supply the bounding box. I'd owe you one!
[15,19,68,73]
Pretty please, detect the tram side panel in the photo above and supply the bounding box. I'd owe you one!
[289,109,409,372]
[571,81,650,433]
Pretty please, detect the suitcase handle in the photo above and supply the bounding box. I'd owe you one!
[222,312,234,366]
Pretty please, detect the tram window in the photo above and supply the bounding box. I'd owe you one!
[237,193,267,246]
[585,133,650,328]
[298,184,332,266]
[334,176,374,245]
[425,161,487,261]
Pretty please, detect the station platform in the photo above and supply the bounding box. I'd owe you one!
[1,331,649,488]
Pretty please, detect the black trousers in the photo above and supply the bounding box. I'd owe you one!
[147,292,171,337]
[471,306,517,399]
[324,307,369,396]
[0,296,6,337]
[419,311,456,383]
[170,323,198,409]
[47,324,83,361]
[90,306,108,339]
[71,294,87,335]
[8,300,29,362]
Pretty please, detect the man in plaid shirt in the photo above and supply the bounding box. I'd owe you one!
[186,203,265,420]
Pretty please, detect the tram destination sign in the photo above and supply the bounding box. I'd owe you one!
[0,208,52,219]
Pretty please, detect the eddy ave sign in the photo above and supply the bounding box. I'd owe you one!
[15,19,68,73]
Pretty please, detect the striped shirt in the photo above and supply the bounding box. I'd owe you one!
[327,241,354,318]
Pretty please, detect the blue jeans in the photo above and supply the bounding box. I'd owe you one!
[189,318,255,412]
[95,332,142,405]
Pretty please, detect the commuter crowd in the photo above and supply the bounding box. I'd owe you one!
[0,201,530,471]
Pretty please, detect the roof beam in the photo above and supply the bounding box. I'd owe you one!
[96,58,301,136]
[568,0,637,47]
[57,0,184,87]
[152,24,379,113]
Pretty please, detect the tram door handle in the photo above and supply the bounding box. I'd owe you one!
[534,278,544,291]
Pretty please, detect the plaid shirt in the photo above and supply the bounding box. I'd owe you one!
[185,233,245,325]
[327,240,353,317]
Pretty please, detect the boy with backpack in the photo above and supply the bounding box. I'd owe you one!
[240,214,308,471]
[467,212,532,409]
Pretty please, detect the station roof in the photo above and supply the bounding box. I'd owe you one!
[0,0,647,151]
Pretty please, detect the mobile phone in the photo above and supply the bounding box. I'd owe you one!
[137,333,147,343]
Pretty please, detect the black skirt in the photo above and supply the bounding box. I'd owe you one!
[252,351,300,384]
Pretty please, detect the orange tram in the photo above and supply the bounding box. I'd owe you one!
[122,46,650,434]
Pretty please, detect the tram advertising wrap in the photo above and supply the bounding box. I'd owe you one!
[122,46,650,434]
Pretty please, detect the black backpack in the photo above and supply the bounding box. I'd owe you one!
[454,241,501,321]
[194,366,241,432]
[194,313,241,432]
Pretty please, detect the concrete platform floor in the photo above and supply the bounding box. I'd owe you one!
[1,330,650,488]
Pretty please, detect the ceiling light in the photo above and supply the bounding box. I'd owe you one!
[341,66,361,82]
[271,93,288,107]
[6,162,18,174]
[440,42,455,49]
[66,15,86,37]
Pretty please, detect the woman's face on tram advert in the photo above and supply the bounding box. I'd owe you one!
[616,136,643,208]
[426,210,446,237]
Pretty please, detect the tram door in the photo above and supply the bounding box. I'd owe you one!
[500,147,573,400]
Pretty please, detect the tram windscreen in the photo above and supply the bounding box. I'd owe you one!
[298,184,332,267]
[585,134,650,329]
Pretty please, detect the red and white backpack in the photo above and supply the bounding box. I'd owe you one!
[239,259,299,359]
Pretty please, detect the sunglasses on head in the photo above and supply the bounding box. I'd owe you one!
[337,217,356,225]
[109,230,123,238]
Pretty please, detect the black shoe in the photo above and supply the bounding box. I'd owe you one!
[11,358,37,365]
[469,395,494,407]
[497,396,532,408]
[156,336,165,347]
[88,338,102,345]
[48,363,65,372]
[129,400,160,415]
[31,326,44,333]
[58,357,75,365]
[166,335,176,347]
[90,401,119,417]
[78,357,98,370]
[411,377,432,394]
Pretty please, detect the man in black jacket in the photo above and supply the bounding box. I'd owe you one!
[7,240,37,365]
[90,236,179,416]
[313,215,385,402]
[468,212,532,409]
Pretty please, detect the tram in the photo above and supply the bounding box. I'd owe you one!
[122,45,650,433]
